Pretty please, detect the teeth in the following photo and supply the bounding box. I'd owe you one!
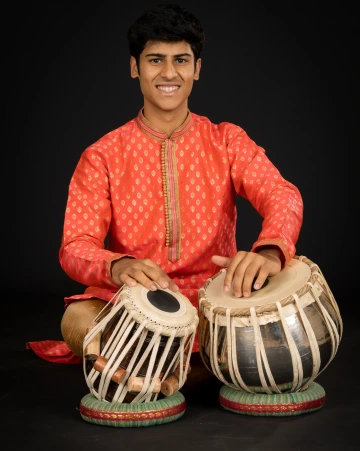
[157,86,179,92]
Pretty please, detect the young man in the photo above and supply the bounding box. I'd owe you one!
[58,4,303,358]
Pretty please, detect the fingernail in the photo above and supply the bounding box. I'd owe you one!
[243,292,249,297]
[173,284,179,291]
[254,283,260,290]
[150,284,157,291]
[160,281,169,288]
[234,291,241,298]
[224,285,229,292]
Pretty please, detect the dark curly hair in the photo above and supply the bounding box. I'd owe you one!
[127,4,205,70]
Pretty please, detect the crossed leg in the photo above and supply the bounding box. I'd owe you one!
[61,299,107,357]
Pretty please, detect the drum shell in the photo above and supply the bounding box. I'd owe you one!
[83,283,198,403]
[85,307,183,402]
[198,256,342,394]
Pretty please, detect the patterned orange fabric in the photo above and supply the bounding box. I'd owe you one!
[41,109,302,362]
[26,341,82,364]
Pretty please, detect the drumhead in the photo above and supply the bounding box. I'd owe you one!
[120,284,198,329]
[202,258,311,309]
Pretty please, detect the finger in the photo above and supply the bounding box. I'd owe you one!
[240,264,260,297]
[127,264,179,293]
[211,255,232,268]
[120,266,161,291]
[253,267,269,291]
[140,259,177,290]
[167,280,180,292]
[144,266,180,292]
[118,270,157,291]
[118,273,138,288]
[223,252,247,294]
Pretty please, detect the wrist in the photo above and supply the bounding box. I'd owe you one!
[111,256,135,281]
[257,246,282,264]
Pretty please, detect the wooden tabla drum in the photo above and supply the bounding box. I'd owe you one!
[80,283,198,427]
[198,255,343,416]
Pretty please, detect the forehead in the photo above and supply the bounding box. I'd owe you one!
[141,40,194,57]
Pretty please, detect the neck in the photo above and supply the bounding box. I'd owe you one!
[142,103,189,138]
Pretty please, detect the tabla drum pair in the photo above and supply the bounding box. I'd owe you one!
[79,283,198,427]
[198,255,342,416]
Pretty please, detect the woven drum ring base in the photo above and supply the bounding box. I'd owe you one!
[79,391,186,427]
[219,382,326,417]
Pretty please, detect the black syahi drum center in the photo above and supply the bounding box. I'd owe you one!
[147,290,181,313]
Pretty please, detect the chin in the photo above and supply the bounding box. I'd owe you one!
[159,100,187,111]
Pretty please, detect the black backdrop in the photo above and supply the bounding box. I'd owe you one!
[10,1,354,315]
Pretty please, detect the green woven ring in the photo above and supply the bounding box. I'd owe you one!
[79,392,186,427]
[219,382,326,417]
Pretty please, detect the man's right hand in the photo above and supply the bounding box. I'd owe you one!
[111,257,180,293]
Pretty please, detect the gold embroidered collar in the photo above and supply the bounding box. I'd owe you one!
[136,108,193,141]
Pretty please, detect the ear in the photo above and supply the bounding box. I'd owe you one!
[193,58,201,81]
[130,56,139,78]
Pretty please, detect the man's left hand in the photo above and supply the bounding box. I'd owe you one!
[211,250,282,298]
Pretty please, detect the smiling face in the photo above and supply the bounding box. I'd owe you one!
[130,40,201,120]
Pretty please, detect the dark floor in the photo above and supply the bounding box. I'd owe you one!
[1,294,358,451]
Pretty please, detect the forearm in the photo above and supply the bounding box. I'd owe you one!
[228,135,303,265]
[59,240,130,289]
[251,184,303,266]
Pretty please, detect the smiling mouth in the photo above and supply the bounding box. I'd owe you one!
[156,86,180,92]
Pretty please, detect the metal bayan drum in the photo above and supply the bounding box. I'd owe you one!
[198,255,343,416]
[80,283,198,427]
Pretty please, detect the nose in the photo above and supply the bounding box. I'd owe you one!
[161,61,177,79]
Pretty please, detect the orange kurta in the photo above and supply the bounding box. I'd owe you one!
[59,109,303,352]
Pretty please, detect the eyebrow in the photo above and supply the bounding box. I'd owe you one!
[144,53,192,58]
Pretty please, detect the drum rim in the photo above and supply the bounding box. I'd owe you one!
[198,255,322,316]
[121,285,199,334]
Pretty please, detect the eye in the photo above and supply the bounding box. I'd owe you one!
[150,58,162,64]
[175,58,187,64]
